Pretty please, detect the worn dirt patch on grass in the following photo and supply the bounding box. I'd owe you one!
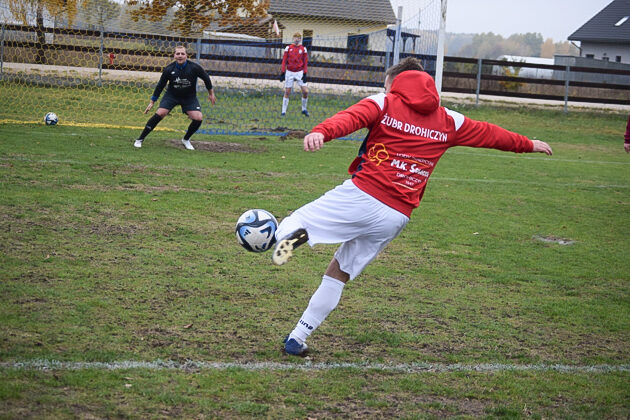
[168,139,264,153]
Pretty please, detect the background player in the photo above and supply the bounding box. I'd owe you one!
[134,45,216,150]
[279,32,309,117]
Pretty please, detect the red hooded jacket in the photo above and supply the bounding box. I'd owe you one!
[311,70,534,217]
[281,44,308,73]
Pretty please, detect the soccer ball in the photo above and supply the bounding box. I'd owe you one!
[235,209,278,252]
[44,112,58,126]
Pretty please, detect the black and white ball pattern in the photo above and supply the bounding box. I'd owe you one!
[235,209,278,252]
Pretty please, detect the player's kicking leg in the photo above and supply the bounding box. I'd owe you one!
[272,228,308,265]
[283,260,348,356]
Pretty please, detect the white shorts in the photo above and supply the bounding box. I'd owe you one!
[275,179,409,280]
[284,70,306,89]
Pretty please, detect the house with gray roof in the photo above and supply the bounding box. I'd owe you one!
[268,0,397,61]
[568,0,630,64]
[269,0,397,26]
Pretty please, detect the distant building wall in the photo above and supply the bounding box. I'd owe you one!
[273,17,389,64]
[553,55,630,85]
[277,17,387,48]
[579,41,630,64]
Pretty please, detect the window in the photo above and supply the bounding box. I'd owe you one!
[302,29,313,49]
[615,16,629,26]
[347,34,369,63]
[616,56,622,63]
[585,54,594,59]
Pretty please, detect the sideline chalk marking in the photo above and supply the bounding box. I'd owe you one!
[2,360,629,373]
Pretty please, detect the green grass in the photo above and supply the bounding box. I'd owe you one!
[0,80,367,137]
[1,102,629,418]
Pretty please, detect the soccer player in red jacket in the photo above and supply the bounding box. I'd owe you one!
[271,57,553,356]
[280,32,309,117]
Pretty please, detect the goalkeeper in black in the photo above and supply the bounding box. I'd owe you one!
[134,45,216,150]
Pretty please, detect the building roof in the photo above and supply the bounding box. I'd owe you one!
[268,0,397,25]
[568,0,630,43]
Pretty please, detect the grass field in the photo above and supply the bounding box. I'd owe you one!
[0,81,368,139]
[1,102,629,418]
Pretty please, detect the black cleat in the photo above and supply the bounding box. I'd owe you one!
[272,228,308,265]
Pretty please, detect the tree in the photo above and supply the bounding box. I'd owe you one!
[6,0,79,64]
[126,0,270,37]
[554,41,579,56]
[6,0,78,25]
[540,38,555,58]
[79,0,121,30]
[455,31,544,59]
[458,32,504,59]
[507,32,543,56]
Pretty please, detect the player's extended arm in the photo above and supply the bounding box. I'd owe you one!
[281,47,288,73]
[198,67,213,94]
[304,132,324,151]
[531,139,553,155]
[304,98,382,151]
[455,116,552,155]
[149,69,169,107]
[144,100,154,114]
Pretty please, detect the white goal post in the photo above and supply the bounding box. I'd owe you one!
[434,0,447,95]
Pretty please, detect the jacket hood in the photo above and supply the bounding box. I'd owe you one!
[389,70,440,114]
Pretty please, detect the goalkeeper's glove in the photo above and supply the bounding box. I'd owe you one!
[279,72,285,82]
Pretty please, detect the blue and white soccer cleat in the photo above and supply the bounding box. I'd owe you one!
[272,228,308,265]
[283,335,308,356]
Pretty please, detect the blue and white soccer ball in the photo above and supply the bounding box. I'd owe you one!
[44,112,59,126]
[235,209,278,252]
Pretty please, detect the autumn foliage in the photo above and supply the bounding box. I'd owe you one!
[126,0,270,36]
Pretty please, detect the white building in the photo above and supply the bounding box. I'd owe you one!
[568,0,630,64]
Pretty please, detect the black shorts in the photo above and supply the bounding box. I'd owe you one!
[159,91,201,113]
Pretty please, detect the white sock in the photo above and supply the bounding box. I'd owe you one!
[289,275,345,344]
[301,97,308,111]
[282,97,289,113]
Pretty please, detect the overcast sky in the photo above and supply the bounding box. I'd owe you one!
[389,0,614,42]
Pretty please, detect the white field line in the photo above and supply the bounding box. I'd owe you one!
[1,360,629,373]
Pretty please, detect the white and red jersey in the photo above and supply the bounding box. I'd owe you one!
[282,44,308,73]
[311,70,534,217]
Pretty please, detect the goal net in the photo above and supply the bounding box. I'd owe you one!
[0,0,442,141]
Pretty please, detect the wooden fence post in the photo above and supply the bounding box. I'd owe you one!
[476,57,482,106]
[0,24,5,76]
[564,65,570,113]
[98,28,104,85]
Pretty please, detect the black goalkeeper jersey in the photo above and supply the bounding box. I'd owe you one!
[151,60,213,100]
